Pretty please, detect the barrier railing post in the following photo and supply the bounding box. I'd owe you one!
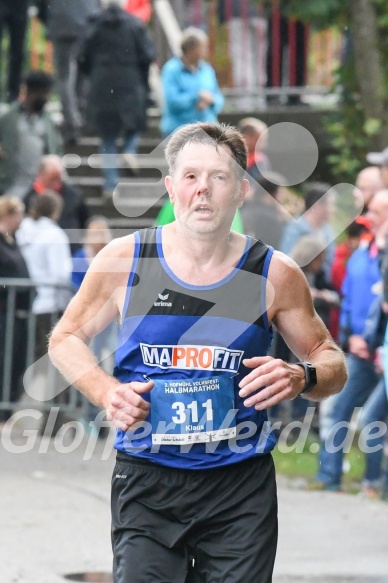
[3,286,16,404]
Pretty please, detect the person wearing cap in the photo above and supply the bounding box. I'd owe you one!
[366,148,388,190]
[290,234,339,332]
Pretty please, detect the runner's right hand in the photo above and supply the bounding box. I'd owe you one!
[105,381,154,431]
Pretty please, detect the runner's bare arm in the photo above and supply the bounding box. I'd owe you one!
[239,252,347,410]
[48,235,153,429]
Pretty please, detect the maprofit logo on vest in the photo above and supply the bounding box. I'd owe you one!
[140,343,243,372]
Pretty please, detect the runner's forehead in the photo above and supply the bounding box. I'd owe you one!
[174,142,235,173]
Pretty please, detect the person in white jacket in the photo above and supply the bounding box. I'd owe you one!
[17,190,72,363]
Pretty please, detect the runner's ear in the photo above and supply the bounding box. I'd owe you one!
[237,178,250,207]
[165,176,175,203]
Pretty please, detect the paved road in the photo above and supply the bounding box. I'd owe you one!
[1,422,388,583]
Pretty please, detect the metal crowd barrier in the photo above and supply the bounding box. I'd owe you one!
[0,278,87,418]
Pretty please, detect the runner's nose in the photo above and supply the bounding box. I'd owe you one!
[196,175,210,197]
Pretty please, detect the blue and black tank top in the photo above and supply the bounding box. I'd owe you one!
[114,226,276,469]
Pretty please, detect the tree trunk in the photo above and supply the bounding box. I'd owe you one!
[349,0,388,146]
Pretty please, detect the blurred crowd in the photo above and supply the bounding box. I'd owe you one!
[0,0,387,500]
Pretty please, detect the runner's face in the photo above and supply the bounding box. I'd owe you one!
[165,143,246,235]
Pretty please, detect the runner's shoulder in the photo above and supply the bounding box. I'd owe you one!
[97,233,136,260]
[267,250,308,293]
[85,233,137,289]
[269,249,300,272]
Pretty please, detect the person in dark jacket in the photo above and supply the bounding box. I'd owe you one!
[0,0,30,102]
[24,155,89,253]
[78,0,155,196]
[240,172,287,250]
[0,196,31,418]
[40,0,101,145]
[0,70,61,198]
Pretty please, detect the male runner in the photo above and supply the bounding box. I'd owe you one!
[49,122,347,582]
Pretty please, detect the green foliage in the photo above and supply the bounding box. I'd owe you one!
[272,433,365,486]
[290,0,388,181]
[323,1,388,180]
[322,47,373,181]
[282,0,348,29]
[254,0,388,181]
[364,118,382,136]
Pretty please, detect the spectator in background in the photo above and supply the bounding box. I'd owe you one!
[17,191,72,366]
[24,155,89,252]
[78,0,155,197]
[355,166,384,213]
[160,27,224,136]
[241,172,287,249]
[238,117,271,182]
[285,234,339,426]
[157,27,225,229]
[72,215,112,290]
[218,0,267,110]
[0,71,61,199]
[280,182,335,282]
[330,217,370,342]
[41,0,101,146]
[331,218,370,294]
[0,0,30,102]
[275,182,335,370]
[72,216,115,429]
[0,197,30,418]
[124,0,157,108]
[358,376,388,500]
[290,235,339,331]
[71,216,116,361]
[314,190,388,491]
[380,221,388,501]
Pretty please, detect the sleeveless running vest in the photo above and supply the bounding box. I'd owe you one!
[114,226,276,469]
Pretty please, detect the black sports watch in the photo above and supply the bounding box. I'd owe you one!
[294,361,317,395]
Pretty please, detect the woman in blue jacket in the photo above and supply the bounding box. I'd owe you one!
[160,27,224,137]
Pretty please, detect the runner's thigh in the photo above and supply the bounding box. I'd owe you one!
[188,456,278,583]
[113,529,189,583]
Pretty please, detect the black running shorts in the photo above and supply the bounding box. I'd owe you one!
[111,453,278,583]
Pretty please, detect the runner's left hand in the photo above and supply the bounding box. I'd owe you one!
[238,356,305,410]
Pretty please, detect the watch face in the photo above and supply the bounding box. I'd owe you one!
[297,361,317,394]
[306,362,317,385]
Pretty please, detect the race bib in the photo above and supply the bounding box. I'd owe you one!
[150,376,237,445]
